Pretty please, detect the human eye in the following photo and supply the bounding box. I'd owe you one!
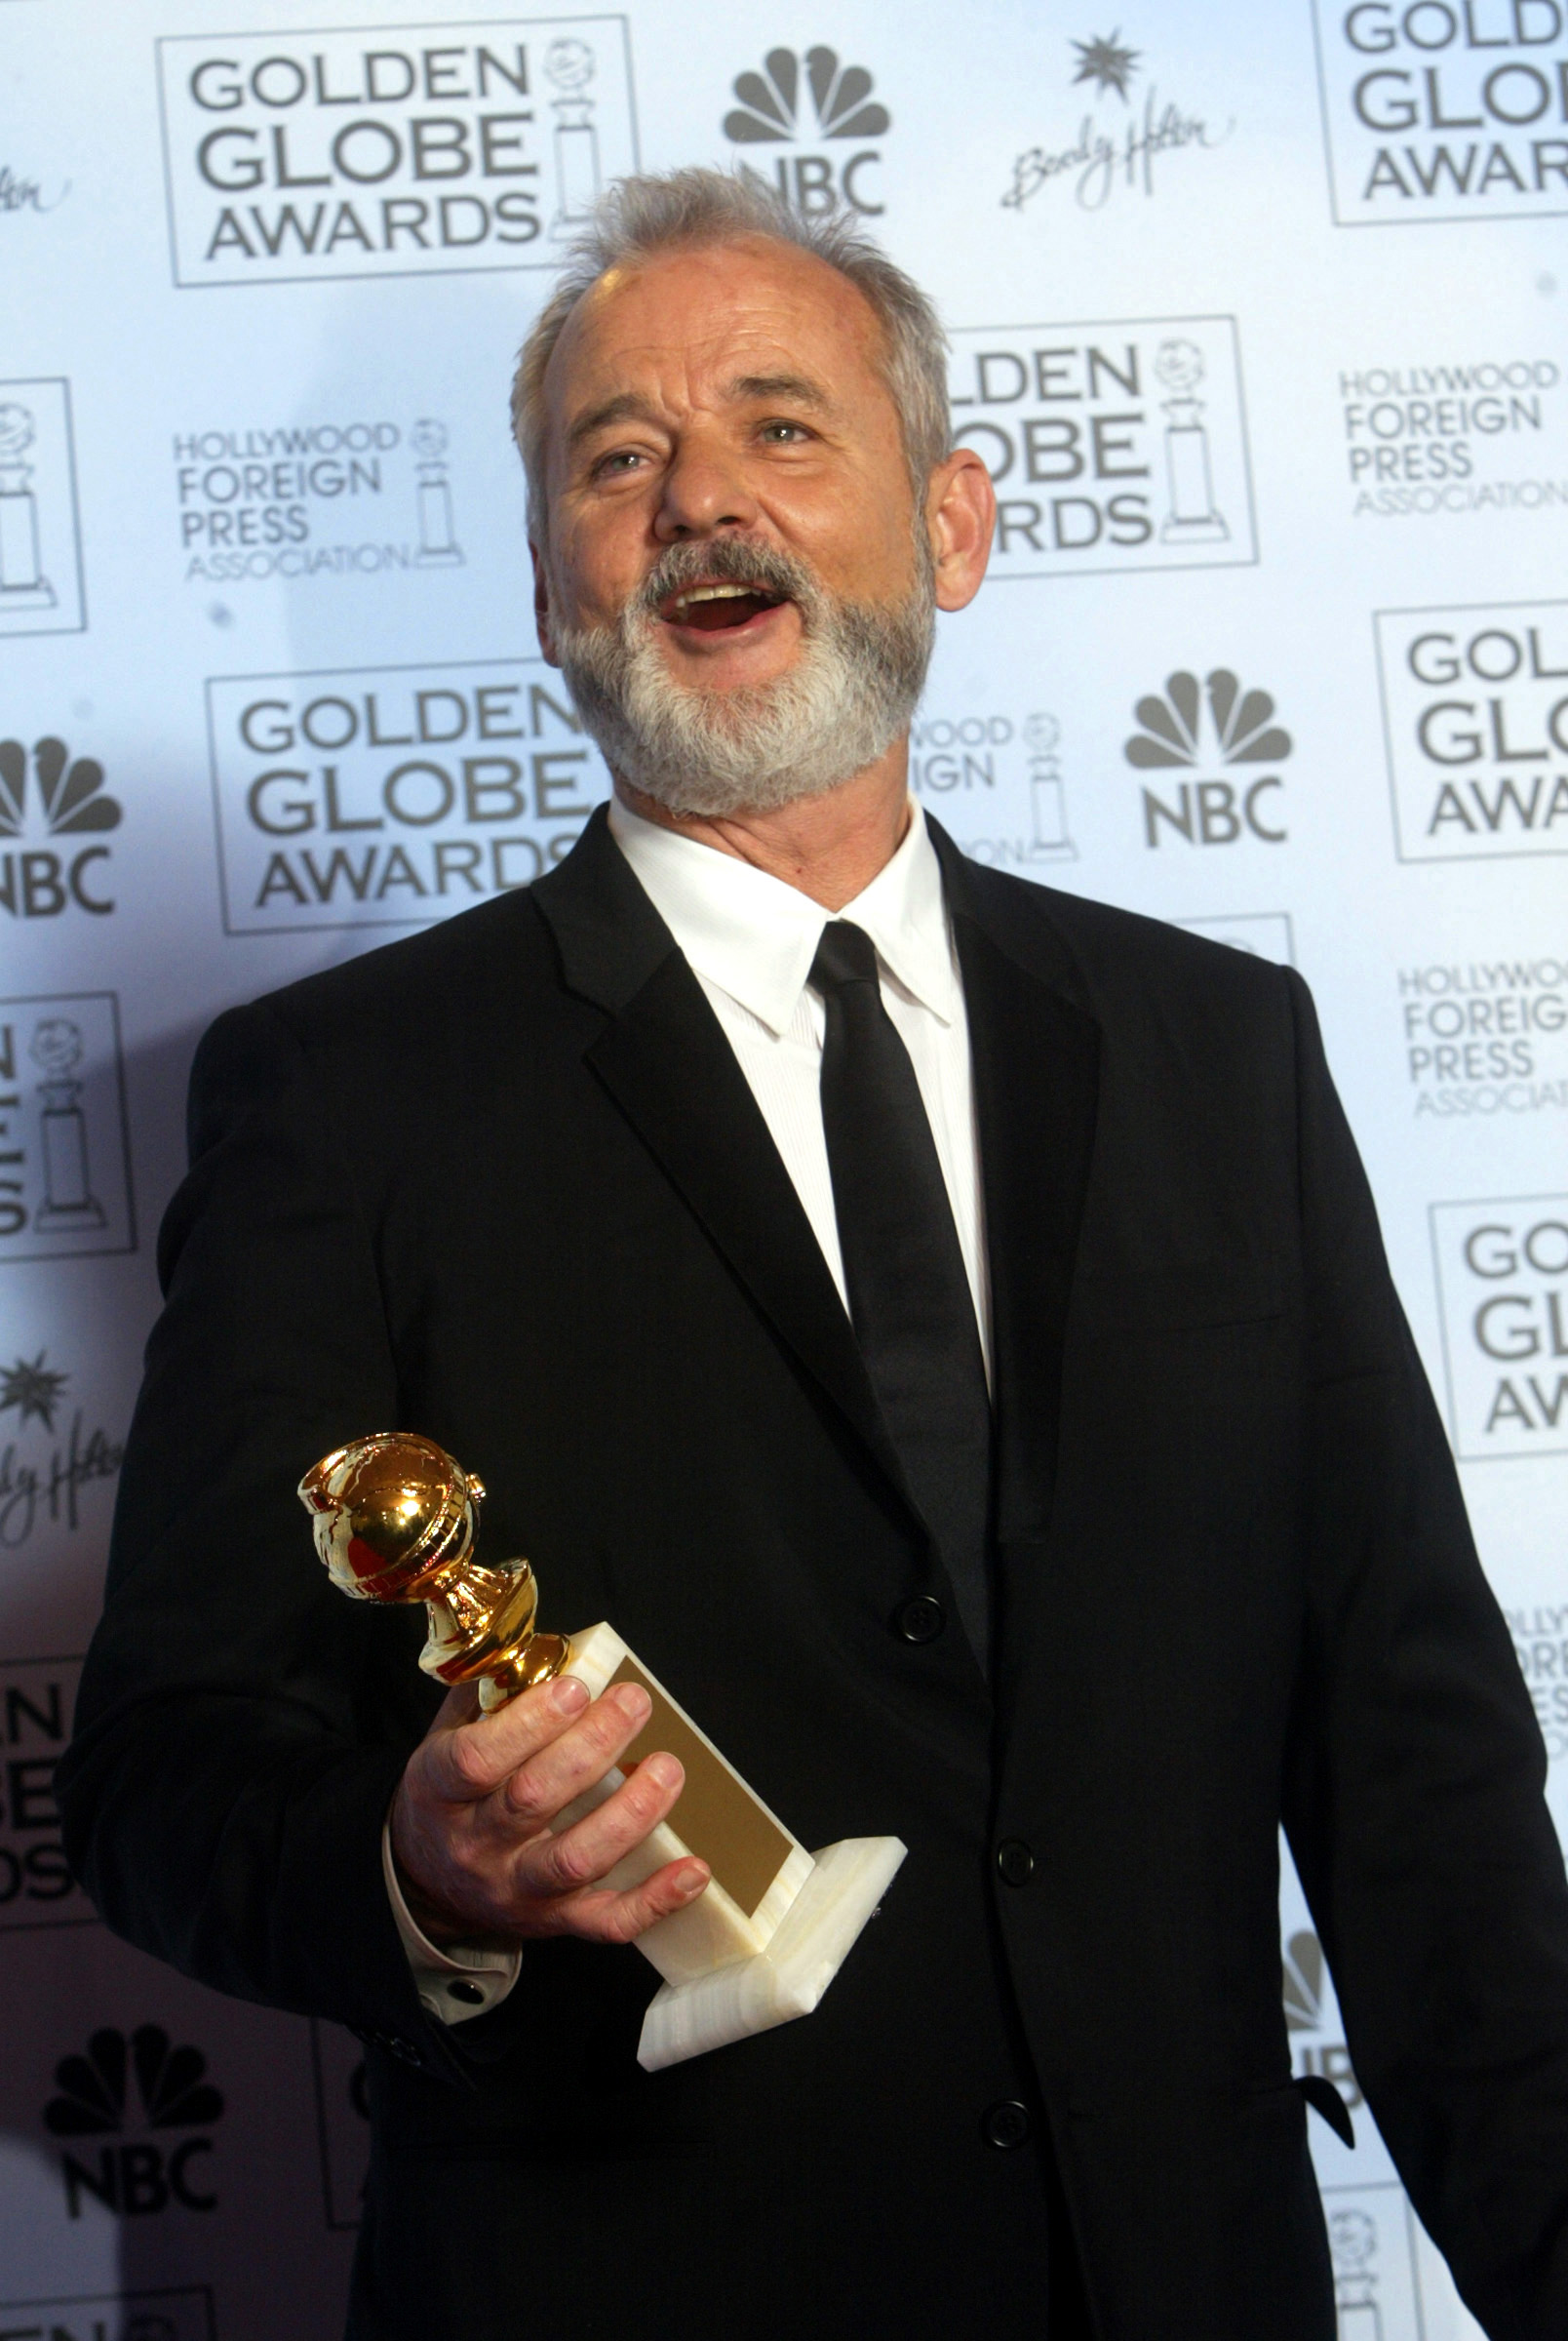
[590,445,647,479]
[757,417,813,446]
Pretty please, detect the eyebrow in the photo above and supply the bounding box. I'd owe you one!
[565,372,838,456]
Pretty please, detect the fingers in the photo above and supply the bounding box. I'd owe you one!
[519,1746,687,1895]
[419,1672,593,1804]
[538,1855,712,1946]
[498,1682,656,1825]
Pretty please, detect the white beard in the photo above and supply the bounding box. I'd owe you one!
[550,536,935,818]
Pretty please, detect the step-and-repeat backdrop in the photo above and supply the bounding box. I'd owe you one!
[3,2,1565,2332]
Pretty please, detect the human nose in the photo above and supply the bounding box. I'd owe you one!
[652,435,762,542]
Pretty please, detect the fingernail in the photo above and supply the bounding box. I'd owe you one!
[615,1684,651,1724]
[641,1752,681,1791]
[550,1676,589,1715]
[680,1864,709,1898]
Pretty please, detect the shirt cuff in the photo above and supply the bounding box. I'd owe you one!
[381,1820,522,2026]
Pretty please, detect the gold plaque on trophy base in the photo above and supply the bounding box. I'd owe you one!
[299,1432,905,2069]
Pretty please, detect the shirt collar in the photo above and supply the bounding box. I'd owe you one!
[607,793,958,1039]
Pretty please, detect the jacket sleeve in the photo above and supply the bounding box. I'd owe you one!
[57,998,473,2074]
[1279,967,1568,2340]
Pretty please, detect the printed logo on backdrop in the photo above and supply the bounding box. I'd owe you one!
[0,379,86,637]
[206,658,608,935]
[1398,954,1567,1120]
[0,160,70,216]
[1322,2188,1431,2334]
[1342,354,1564,518]
[1376,600,1568,859]
[1174,912,1296,964]
[1311,0,1568,223]
[1284,1928,1363,2116]
[1000,26,1232,215]
[0,1656,96,1929]
[0,995,136,1262]
[44,2027,225,2218]
[176,415,464,586]
[0,2290,216,2341]
[156,19,638,286]
[1506,1601,1568,1758]
[1123,669,1293,849]
[309,2019,368,2228]
[910,709,1077,870]
[723,47,889,217]
[949,319,1256,580]
[2,1357,123,1552]
[1,738,123,917]
[1430,1195,1568,1456]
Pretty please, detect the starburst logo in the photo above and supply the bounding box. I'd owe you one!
[0,1351,68,1432]
[0,736,121,839]
[1124,671,1292,772]
[1072,29,1141,102]
[724,47,890,143]
[45,2026,224,2136]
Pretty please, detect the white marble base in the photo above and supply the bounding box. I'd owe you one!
[636,1833,908,2072]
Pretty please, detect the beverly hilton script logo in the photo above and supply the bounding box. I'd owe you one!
[156,19,639,286]
[1124,669,1293,848]
[0,1352,124,1552]
[1001,27,1232,214]
[175,416,463,586]
[0,993,136,1262]
[1311,0,1568,224]
[45,2026,225,2218]
[948,318,1256,580]
[724,46,889,216]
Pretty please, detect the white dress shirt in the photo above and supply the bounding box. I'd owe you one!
[391,791,990,2023]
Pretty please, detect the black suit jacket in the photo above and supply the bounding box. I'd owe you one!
[60,809,1568,2339]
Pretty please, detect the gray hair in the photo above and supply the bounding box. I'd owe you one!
[511,167,951,543]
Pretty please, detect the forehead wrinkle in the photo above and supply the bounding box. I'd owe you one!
[565,390,659,454]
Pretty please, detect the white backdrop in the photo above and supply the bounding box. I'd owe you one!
[3,3,1566,2334]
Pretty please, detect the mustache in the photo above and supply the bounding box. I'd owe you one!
[628,536,825,624]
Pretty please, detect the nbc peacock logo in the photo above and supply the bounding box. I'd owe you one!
[1122,668,1293,850]
[44,2024,225,2216]
[0,734,122,916]
[723,46,890,217]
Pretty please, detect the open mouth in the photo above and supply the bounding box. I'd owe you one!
[659,580,790,634]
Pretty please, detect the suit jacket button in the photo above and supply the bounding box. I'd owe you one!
[983,2100,1032,2151]
[996,1839,1035,1886]
[894,1595,945,1645]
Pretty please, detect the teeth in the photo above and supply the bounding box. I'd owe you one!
[669,583,770,611]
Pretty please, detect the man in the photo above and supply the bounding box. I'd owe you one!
[60,170,1568,2339]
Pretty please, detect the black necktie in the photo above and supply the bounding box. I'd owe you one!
[809,920,993,1671]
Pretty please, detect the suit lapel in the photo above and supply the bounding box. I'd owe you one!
[928,822,1101,1692]
[531,810,917,1515]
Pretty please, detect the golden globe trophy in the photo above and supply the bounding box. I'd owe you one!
[299,1431,905,2071]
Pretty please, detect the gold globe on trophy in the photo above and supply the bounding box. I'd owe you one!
[299,1431,569,1710]
[299,1429,905,2071]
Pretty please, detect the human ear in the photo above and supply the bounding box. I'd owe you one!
[925,449,996,614]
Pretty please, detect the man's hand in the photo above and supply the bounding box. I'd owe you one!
[390,1673,709,1947]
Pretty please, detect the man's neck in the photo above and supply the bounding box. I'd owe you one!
[613,738,912,911]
